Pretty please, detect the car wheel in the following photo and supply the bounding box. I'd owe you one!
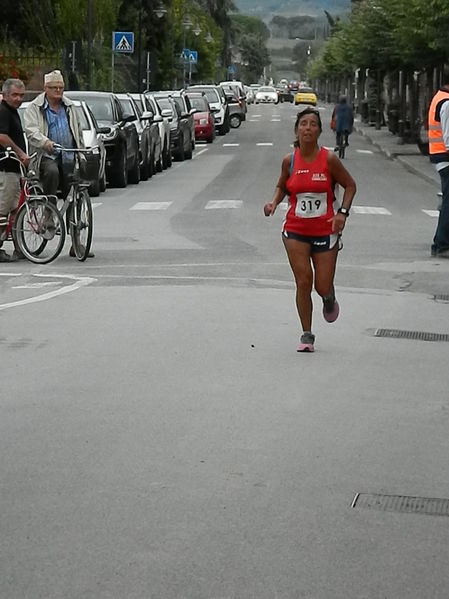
[140,152,150,181]
[111,146,128,188]
[185,136,193,160]
[128,149,140,184]
[175,136,185,161]
[100,170,107,192]
[229,114,242,129]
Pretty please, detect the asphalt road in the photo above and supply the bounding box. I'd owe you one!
[1,102,449,599]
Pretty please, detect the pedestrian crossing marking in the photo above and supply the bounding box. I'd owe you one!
[271,119,281,122]
[352,206,391,215]
[256,142,273,146]
[223,143,239,147]
[422,209,439,217]
[205,200,242,209]
[130,202,172,210]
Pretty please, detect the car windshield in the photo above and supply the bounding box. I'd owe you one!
[118,98,135,119]
[74,106,90,131]
[156,98,173,114]
[189,97,207,111]
[192,88,219,104]
[79,96,114,123]
[258,87,275,93]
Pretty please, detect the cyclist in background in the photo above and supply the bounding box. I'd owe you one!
[333,96,354,151]
[0,78,29,262]
[23,69,93,258]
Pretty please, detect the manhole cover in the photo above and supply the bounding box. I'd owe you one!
[352,493,449,517]
[373,328,449,342]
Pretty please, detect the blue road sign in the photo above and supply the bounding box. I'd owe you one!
[181,48,190,62]
[227,64,236,74]
[113,31,134,53]
[188,50,198,64]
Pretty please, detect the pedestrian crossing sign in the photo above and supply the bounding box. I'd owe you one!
[113,31,134,53]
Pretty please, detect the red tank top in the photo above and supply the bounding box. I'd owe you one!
[283,147,336,236]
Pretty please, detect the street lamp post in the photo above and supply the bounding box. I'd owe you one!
[182,16,192,87]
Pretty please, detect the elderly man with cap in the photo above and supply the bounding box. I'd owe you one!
[24,70,93,258]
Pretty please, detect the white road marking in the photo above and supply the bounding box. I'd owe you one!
[271,119,281,122]
[422,209,439,217]
[356,149,374,154]
[193,148,209,159]
[0,274,96,312]
[205,200,243,209]
[13,282,59,289]
[256,142,273,146]
[352,206,391,215]
[0,273,22,277]
[223,143,240,147]
[251,114,262,118]
[91,202,103,208]
[130,202,172,210]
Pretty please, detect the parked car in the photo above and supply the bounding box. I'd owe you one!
[187,84,230,135]
[167,90,196,155]
[294,86,317,106]
[221,89,245,128]
[245,85,255,104]
[185,91,216,143]
[254,86,279,104]
[152,91,194,160]
[219,81,247,117]
[153,95,189,161]
[117,93,161,180]
[19,99,107,197]
[65,91,140,188]
[139,92,172,169]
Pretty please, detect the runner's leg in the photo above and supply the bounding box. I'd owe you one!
[282,235,314,332]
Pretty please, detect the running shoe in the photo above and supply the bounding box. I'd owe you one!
[297,332,315,352]
[323,295,340,323]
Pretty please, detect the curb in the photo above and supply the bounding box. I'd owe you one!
[354,124,440,189]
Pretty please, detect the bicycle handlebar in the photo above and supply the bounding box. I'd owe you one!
[52,144,99,153]
[0,148,39,177]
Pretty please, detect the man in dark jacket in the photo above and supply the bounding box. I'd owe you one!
[0,78,29,261]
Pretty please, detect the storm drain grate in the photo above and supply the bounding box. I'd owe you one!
[351,493,449,517]
[374,328,449,342]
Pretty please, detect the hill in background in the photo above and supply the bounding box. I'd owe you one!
[234,0,350,20]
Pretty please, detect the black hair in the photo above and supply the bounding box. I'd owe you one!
[294,107,322,146]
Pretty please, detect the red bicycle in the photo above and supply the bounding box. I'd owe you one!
[1,149,65,263]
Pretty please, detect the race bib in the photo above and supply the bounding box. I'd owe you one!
[295,192,327,218]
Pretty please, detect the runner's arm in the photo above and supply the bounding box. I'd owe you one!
[264,154,290,216]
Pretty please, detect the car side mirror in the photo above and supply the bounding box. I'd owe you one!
[97,126,111,134]
[141,110,154,121]
[153,114,163,123]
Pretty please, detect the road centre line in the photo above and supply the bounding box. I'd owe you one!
[223,143,239,147]
[422,209,439,217]
[0,274,96,312]
[256,142,273,146]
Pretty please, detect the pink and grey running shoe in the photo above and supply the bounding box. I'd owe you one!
[297,332,315,352]
[323,295,340,323]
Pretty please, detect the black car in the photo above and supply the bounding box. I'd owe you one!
[152,94,192,161]
[167,90,196,155]
[65,91,140,188]
[117,93,161,181]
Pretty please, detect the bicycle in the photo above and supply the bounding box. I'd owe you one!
[46,144,95,262]
[1,149,65,264]
[335,131,348,159]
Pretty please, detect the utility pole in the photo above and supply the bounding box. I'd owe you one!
[87,0,92,89]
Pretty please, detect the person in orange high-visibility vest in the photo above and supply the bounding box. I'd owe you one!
[428,69,449,257]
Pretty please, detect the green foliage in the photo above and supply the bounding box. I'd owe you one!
[310,0,449,78]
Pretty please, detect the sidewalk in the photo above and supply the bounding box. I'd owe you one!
[353,117,440,188]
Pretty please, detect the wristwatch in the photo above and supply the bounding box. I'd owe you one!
[338,207,350,217]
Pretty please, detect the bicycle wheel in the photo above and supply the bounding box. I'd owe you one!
[69,188,93,261]
[14,199,65,264]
